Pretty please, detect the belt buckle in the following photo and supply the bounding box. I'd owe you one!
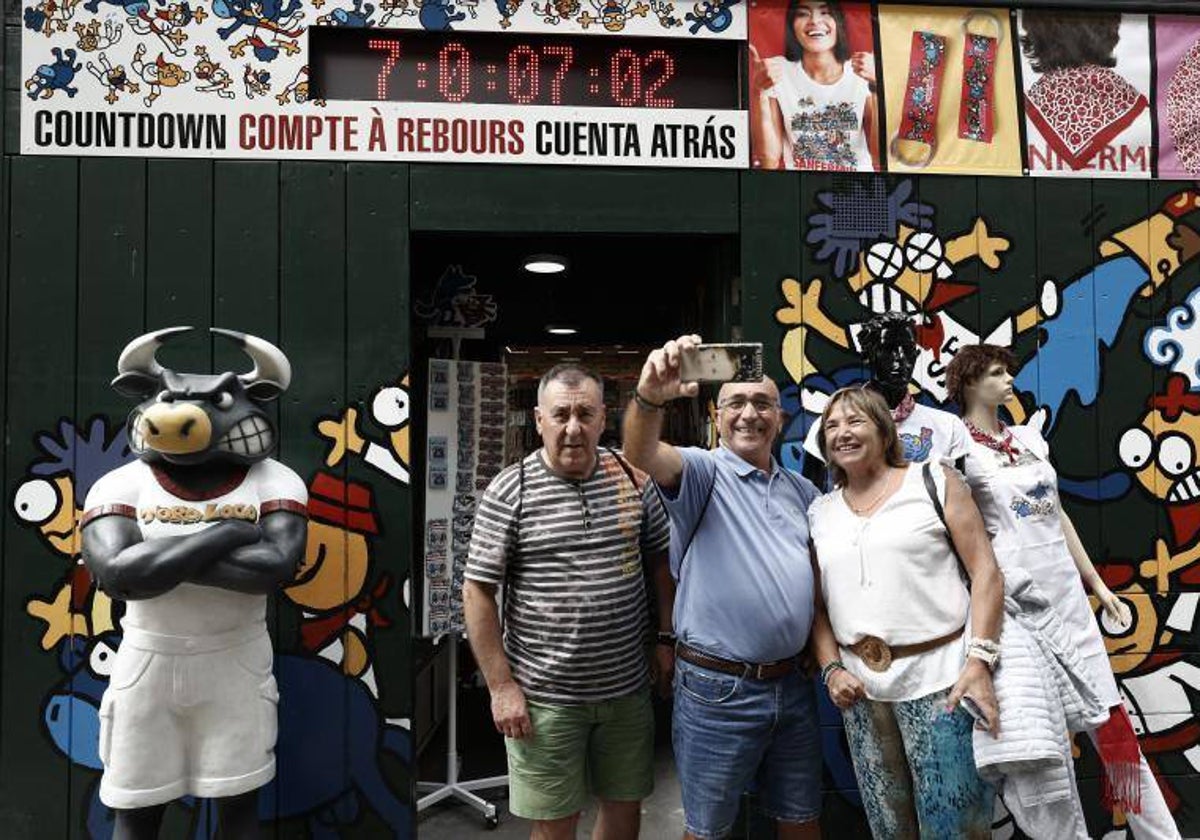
[857,635,893,673]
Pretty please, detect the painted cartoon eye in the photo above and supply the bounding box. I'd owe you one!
[89,641,117,677]
[12,478,60,525]
[1157,433,1194,477]
[212,391,234,409]
[372,386,410,429]
[865,241,904,281]
[1118,427,1154,470]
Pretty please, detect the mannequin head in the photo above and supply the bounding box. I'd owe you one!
[858,314,919,406]
[945,344,1016,412]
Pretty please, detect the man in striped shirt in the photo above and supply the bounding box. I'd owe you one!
[464,363,672,840]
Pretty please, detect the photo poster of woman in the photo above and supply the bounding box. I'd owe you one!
[748,1,882,172]
[1157,16,1200,179]
[877,5,1021,176]
[1018,10,1152,178]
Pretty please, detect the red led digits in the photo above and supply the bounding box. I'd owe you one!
[508,45,539,105]
[438,42,471,102]
[367,37,401,100]
[542,44,573,106]
[610,48,641,107]
[644,49,675,108]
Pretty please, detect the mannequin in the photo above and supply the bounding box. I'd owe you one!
[81,327,308,840]
[948,344,1181,840]
[804,312,969,485]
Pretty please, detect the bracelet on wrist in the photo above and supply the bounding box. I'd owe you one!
[968,637,1000,654]
[656,631,677,647]
[966,646,1000,672]
[820,660,846,685]
[634,389,667,411]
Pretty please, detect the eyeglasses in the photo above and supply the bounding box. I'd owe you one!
[718,397,779,414]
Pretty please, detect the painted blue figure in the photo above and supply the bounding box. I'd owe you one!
[685,0,737,34]
[82,0,150,15]
[326,0,376,25]
[419,0,466,30]
[25,48,81,100]
[1014,191,1200,431]
[43,635,414,839]
[23,5,49,32]
[211,0,304,41]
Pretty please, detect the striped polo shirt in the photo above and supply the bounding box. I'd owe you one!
[465,449,671,704]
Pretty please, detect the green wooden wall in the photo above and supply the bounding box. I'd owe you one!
[4,7,1200,837]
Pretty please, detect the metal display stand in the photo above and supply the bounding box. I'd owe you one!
[418,327,507,828]
[416,641,507,827]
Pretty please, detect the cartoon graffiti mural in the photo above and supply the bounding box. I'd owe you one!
[777,177,1200,836]
[11,375,415,838]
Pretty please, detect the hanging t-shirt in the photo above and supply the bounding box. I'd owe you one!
[766,56,873,172]
[805,400,970,465]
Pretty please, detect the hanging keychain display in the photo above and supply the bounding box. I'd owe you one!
[959,11,1004,143]
[892,30,948,167]
[891,10,1004,168]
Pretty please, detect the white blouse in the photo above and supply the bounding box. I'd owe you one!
[809,463,970,701]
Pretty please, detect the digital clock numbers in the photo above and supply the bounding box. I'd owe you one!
[310,27,741,111]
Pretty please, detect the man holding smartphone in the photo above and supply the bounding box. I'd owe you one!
[623,335,823,840]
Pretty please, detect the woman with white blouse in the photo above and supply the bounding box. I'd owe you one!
[808,385,1003,838]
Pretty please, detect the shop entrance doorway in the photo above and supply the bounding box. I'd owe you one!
[410,231,738,834]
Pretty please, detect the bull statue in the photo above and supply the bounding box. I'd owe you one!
[81,326,308,840]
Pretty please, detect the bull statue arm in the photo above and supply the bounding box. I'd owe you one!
[191,510,307,595]
[82,517,263,601]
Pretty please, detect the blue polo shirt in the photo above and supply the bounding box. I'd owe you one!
[657,445,820,664]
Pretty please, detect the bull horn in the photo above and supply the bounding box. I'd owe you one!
[116,326,193,378]
[211,328,292,392]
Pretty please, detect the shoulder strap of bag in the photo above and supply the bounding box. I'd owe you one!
[922,461,969,582]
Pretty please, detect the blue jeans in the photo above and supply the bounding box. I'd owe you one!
[672,657,822,839]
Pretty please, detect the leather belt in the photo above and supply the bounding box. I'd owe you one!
[847,627,964,673]
[676,642,797,681]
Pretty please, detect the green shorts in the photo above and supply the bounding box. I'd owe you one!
[505,688,654,821]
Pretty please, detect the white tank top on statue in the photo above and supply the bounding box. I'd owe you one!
[809,462,969,702]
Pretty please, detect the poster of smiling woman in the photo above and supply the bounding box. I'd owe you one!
[1157,15,1200,178]
[748,1,881,172]
[1019,9,1152,178]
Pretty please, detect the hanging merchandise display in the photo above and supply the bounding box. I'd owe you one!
[879,4,1021,175]
[422,359,507,638]
[1157,15,1200,178]
[1018,9,1152,178]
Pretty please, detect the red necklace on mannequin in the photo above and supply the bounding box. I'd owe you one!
[964,417,1020,463]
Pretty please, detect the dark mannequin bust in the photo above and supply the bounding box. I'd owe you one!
[801,313,923,486]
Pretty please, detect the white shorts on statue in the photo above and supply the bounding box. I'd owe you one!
[98,624,278,809]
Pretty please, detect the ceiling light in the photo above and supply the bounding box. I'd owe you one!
[545,325,578,335]
[523,254,568,274]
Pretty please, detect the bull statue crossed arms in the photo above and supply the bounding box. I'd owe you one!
[81,327,308,840]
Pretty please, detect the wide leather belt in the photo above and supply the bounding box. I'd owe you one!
[676,641,797,681]
[847,626,964,673]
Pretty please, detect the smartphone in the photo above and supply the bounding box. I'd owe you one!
[959,696,989,730]
[679,343,764,383]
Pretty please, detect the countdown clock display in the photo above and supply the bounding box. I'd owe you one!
[310,27,742,111]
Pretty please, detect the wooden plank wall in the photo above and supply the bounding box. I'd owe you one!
[2,9,1200,836]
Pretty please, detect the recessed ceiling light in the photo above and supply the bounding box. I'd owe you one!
[545,325,578,335]
[523,254,568,274]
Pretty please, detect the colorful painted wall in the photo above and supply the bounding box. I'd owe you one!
[751,173,1200,837]
[0,159,418,836]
